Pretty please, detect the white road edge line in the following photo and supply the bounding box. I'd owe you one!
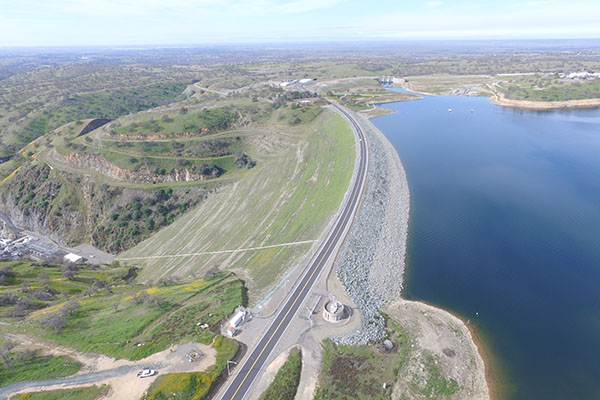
[118,240,318,260]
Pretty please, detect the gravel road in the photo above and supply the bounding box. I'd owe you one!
[0,365,145,400]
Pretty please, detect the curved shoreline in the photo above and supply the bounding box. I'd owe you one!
[367,115,491,399]
[396,82,600,110]
[490,92,600,110]
[334,108,491,398]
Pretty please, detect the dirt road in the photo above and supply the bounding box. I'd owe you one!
[0,340,215,400]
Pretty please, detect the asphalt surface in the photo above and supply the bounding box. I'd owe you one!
[220,103,368,400]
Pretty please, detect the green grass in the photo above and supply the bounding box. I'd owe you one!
[13,385,108,400]
[322,79,417,110]
[101,135,242,158]
[112,106,239,137]
[13,82,188,146]
[0,352,81,388]
[497,74,600,101]
[121,108,355,297]
[418,355,460,398]
[314,339,398,400]
[1,260,244,361]
[142,335,239,400]
[314,313,461,400]
[260,348,302,400]
[29,274,243,360]
[0,260,128,318]
[1,162,212,252]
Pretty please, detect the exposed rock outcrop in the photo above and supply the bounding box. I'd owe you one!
[57,152,207,183]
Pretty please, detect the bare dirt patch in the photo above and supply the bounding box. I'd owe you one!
[6,337,215,400]
[385,300,489,400]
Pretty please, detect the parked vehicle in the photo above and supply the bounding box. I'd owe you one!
[137,368,156,378]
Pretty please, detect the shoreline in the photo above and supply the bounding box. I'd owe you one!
[412,298,505,400]
[361,111,492,398]
[395,81,600,111]
[490,92,600,110]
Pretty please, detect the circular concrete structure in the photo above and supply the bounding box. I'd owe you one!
[323,300,346,322]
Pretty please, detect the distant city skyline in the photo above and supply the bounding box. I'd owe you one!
[1,0,599,47]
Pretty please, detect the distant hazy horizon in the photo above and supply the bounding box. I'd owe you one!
[1,0,600,47]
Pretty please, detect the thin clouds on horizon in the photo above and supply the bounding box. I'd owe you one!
[0,0,599,46]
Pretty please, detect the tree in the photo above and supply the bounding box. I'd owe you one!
[0,341,15,372]
[130,291,148,305]
[0,266,15,286]
[38,273,50,289]
[62,264,79,280]
[61,300,80,315]
[40,312,68,333]
[84,285,98,298]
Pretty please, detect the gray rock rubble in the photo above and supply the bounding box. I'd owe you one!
[334,114,410,345]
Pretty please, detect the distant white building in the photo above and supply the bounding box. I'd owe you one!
[64,253,83,263]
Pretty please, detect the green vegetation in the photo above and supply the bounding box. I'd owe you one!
[122,109,355,296]
[33,274,243,360]
[314,339,399,400]
[0,259,125,319]
[112,106,239,137]
[143,335,239,400]
[260,348,302,400]
[102,136,242,158]
[14,82,187,145]
[0,164,208,252]
[13,385,108,400]
[417,355,460,398]
[497,74,600,101]
[0,350,81,388]
[90,185,205,252]
[0,259,245,360]
[322,79,417,111]
[314,314,461,399]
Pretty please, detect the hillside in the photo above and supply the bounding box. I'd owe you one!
[120,107,355,297]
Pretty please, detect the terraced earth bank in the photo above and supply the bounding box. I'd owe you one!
[120,106,355,298]
[0,83,354,265]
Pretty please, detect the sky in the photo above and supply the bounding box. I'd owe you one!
[1,0,600,47]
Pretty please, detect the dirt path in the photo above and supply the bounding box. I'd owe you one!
[2,336,216,400]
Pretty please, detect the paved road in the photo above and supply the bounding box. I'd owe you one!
[219,102,368,400]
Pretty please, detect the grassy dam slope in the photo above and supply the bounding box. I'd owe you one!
[119,108,355,298]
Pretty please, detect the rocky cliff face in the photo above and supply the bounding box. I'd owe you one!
[0,166,86,246]
[57,152,205,183]
[2,194,83,246]
[0,163,208,252]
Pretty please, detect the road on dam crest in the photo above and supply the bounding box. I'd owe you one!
[220,102,369,400]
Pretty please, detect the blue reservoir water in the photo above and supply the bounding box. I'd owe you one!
[372,92,600,400]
